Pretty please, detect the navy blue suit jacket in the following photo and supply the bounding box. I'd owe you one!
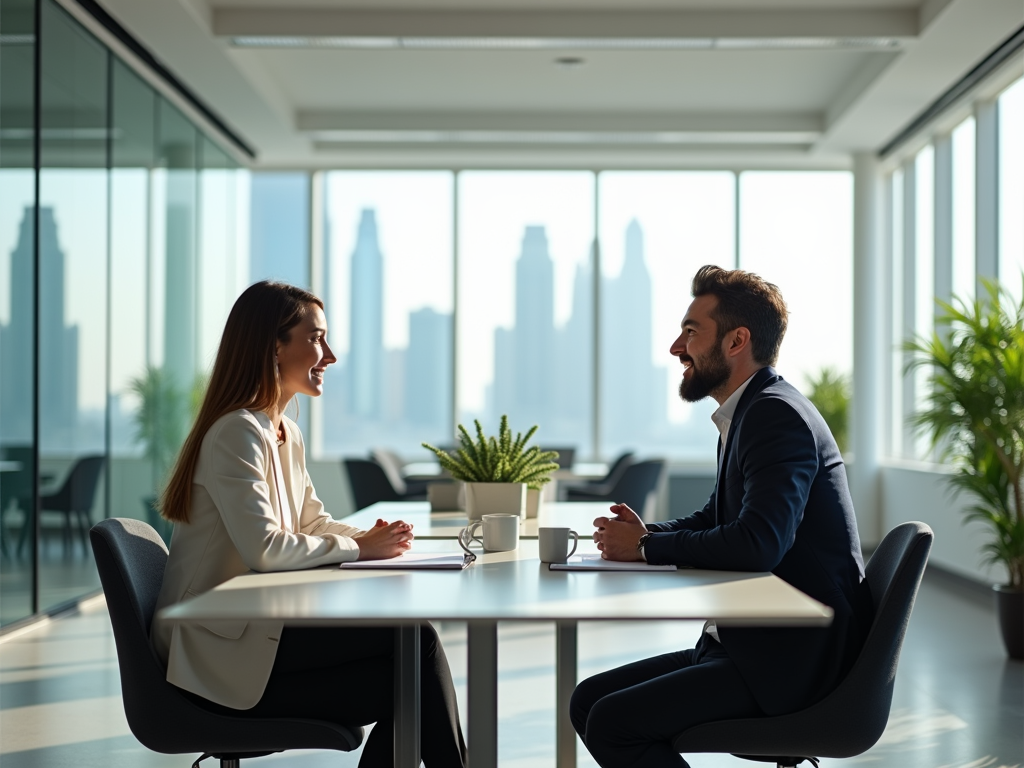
[644,366,873,715]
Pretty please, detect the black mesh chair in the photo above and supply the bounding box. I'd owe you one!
[566,459,665,521]
[90,518,363,768]
[672,521,934,768]
[344,458,402,511]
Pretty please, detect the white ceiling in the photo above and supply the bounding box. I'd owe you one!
[94,0,1024,169]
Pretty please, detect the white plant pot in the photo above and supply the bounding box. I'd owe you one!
[526,488,541,519]
[464,482,526,521]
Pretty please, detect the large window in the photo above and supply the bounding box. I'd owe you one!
[884,75,1024,462]
[0,0,247,626]
[739,172,854,418]
[457,172,595,455]
[598,172,735,462]
[1000,77,1024,305]
[320,171,454,457]
[280,170,853,465]
[0,0,37,623]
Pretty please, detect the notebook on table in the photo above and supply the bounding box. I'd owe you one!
[548,553,677,572]
[340,552,475,570]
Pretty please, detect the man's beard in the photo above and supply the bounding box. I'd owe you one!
[677,343,731,403]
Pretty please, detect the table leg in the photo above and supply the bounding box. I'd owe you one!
[394,624,421,768]
[556,621,578,768]
[467,620,498,768]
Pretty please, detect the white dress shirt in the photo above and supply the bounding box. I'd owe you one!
[704,371,758,643]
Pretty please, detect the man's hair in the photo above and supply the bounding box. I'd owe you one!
[691,265,788,366]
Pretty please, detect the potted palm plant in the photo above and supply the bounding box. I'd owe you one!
[805,367,851,454]
[130,367,207,542]
[423,416,559,520]
[905,278,1024,659]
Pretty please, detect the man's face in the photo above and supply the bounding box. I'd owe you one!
[670,294,732,403]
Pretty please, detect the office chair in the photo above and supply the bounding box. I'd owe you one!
[344,458,403,511]
[90,518,363,768]
[672,521,934,768]
[566,458,664,521]
[370,448,429,500]
[560,451,634,499]
[22,454,105,557]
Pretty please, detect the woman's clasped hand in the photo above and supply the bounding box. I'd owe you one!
[355,518,414,560]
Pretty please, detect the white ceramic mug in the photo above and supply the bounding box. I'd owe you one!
[459,513,520,553]
[538,527,579,564]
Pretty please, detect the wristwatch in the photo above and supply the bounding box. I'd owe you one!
[636,532,653,562]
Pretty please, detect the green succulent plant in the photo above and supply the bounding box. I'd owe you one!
[905,277,1024,589]
[423,415,560,491]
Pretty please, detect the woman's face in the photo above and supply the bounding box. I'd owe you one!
[276,304,337,399]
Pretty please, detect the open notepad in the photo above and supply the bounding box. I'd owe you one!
[549,553,677,572]
[340,552,475,570]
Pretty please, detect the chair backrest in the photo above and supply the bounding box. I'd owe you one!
[609,459,665,518]
[600,451,635,486]
[370,449,408,495]
[762,521,933,757]
[90,518,190,751]
[670,522,933,759]
[344,458,401,511]
[46,454,105,511]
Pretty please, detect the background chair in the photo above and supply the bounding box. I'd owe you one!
[559,451,634,500]
[672,521,934,768]
[344,458,403,511]
[565,458,664,521]
[370,448,429,500]
[22,454,105,557]
[90,517,363,768]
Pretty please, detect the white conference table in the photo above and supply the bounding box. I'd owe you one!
[345,500,613,539]
[160,534,833,768]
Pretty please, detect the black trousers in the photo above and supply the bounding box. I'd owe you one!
[570,634,762,768]
[193,624,466,768]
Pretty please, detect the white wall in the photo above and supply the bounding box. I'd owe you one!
[881,461,1005,584]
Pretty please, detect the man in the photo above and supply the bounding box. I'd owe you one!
[570,265,872,768]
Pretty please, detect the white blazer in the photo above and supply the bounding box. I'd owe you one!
[151,409,363,709]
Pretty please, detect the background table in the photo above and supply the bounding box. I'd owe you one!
[160,539,833,768]
[345,500,613,539]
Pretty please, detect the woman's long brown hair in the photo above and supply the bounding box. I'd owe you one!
[159,281,323,523]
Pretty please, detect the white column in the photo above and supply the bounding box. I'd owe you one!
[934,133,954,316]
[308,171,325,457]
[975,99,1000,290]
[851,153,885,547]
[900,159,918,459]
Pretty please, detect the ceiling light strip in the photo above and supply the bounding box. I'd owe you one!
[231,36,902,51]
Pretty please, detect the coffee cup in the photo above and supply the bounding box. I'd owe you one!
[459,513,520,553]
[538,527,579,564]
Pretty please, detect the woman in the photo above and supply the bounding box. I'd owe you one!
[151,281,466,767]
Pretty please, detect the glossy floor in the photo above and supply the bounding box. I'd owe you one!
[0,569,1020,768]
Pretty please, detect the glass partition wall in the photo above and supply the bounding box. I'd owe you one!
[0,0,248,627]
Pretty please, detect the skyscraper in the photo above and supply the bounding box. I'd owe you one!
[347,209,384,419]
[602,219,665,445]
[0,207,79,449]
[493,225,556,427]
[405,307,451,433]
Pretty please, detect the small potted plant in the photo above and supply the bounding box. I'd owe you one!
[423,416,559,520]
[906,278,1023,659]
